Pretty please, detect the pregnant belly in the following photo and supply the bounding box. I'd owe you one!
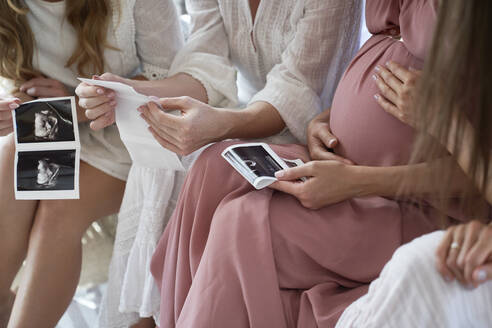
[329,36,424,167]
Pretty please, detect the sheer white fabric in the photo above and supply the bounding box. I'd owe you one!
[170,0,363,144]
[336,231,492,328]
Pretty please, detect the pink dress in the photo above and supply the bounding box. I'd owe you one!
[151,1,461,327]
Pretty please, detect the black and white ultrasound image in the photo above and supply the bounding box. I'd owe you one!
[17,150,76,191]
[232,146,283,178]
[15,99,75,143]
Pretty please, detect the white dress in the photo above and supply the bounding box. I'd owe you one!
[336,231,492,328]
[26,0,181,181]
[106,0,362,327]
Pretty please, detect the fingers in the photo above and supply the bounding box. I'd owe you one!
[0,109,13,121]
[466,225,492,286]
[0,118,13,130]
[0,126,13,136]
[89,110,114,131]
[75,82,108,98]
[457,221,484,284]
[158,96,197,112]
[447,225,467,284]
[435,229,456,282]
[275,162,315,181]
[140,102,180,130]
[85,101,117,120]
[78,92,115,109]
[375,64,403,95]
[0,98,20,111]
[19,77,57,91]
[148,127,182,155]
[373,73,399,106]
[473,263,492,286]
[385,61,415,83]
[22,86,67,98]
[140,113,181,145]
[269,180,303,196]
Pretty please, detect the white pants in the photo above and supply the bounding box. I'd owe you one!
[336,231,492,328]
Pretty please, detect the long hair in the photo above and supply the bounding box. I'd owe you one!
[410,0,492,212]
[0,0,114,84]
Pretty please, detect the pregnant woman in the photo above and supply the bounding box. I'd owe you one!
[149,0,487,327]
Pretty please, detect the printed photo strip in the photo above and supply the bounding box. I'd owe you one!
[12,97,80,200]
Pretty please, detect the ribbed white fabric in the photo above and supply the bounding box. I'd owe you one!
[169,0,362,144]
[25,0,183,181]
[336,231,492,328]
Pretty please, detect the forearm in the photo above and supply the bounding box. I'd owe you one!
[352,157,474,199]
[216,101,286,141]
[133,73,208,104]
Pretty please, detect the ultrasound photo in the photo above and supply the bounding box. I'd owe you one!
[17,150,76,192]
[232,145,284,178]
[14,98,75,143]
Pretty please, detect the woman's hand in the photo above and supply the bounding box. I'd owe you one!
[270,160,360,210]
[307,110,353,164]
[0,97,21,136]
[138,97,229,156]
[75,73,135,130]
[373,61,421,128]
[19,77,70,98]
[436,220,492,288]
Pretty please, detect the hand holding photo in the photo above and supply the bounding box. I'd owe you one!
[222,143,305,189]
[13,98,77,144]
[12,96,80,200]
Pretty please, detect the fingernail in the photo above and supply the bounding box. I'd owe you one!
[93,75,100,80]
[9,103,19,110]
[374,94,380,100]
[444,275,454,283]
[27,88,35,95]
[137,107,143,113]
[108,92,115,99]
[372,74,378,81]
[374,66,381,72]
[275,170,285,178]
[96,88,104,95]
[475,270,487,282]
[328,139,336,148]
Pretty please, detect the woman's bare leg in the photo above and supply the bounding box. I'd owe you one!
[7,161,126,328]
[131,318,156,328]
[0,135,38,327]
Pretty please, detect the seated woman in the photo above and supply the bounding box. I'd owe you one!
[149,0,487,327]
[75,1,362,327]
[337,0,492,325]
[0,0,182,327]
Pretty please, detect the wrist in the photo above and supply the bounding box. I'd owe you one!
[214,108,240,141]
[349,165,400,198]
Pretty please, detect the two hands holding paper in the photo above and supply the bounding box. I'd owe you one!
[75,74,362,208]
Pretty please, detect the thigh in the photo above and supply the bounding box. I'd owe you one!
[34,161,126,234]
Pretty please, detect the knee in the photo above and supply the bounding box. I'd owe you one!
[189,141,239,177]
[33,201,88,240]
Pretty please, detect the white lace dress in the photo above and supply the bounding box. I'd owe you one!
[103,0,362,327]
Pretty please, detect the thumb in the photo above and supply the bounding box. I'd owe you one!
[158,97,195,112]
[473,263,492,285]
[275,164,311,181]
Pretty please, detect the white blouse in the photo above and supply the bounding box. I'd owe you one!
[170,0,362,143]
[25,0,183,180]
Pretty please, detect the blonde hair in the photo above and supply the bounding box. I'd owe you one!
[0,0,114,84]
